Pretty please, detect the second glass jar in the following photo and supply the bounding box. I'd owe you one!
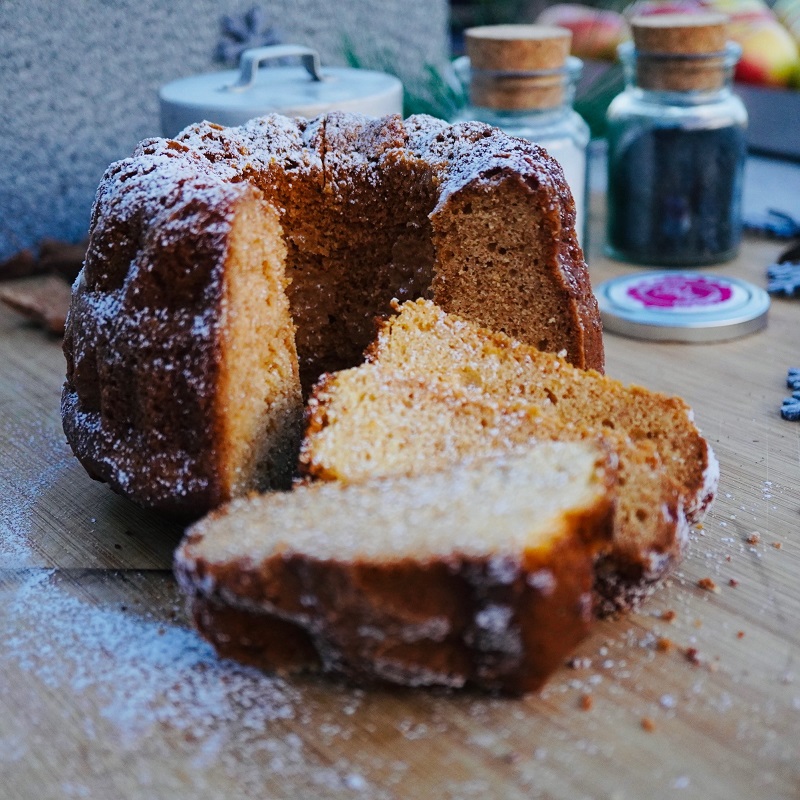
[605,15,748,266]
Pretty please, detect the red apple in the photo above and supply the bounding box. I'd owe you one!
[728,16,800,85]
[624,0,707,19]
[537,4,630,60]
[702,0,775,22]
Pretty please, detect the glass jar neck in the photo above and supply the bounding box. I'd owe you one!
[618,40,741,103]
[467,101,575,123]
[622,83,737,107]
[453,54,582,114]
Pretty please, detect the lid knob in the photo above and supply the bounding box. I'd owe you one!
[227,44,324,93]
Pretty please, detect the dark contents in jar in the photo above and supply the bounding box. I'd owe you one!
[606,125,746,265]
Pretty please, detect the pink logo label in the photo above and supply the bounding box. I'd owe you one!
[627,275,733,309]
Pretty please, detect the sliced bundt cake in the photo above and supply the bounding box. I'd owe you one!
[63,112,602,516]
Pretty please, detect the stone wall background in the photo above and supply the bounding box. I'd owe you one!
[1,1,448,260]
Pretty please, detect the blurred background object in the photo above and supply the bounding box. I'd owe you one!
[451,0,800,148]
[0,0,448,261]
[5,0,800,265]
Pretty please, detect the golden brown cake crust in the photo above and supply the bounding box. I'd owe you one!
[184,541,601,695]
[63,112,602,516]
[402,117,603,369]
[62,144,258,515]
[171,112,603,377]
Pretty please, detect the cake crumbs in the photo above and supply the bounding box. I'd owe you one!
[737,631,745,639]
[685,647,702,665]
[567,656,592,670]
[578,693,594,711]
[641,717,656,733]
[729,578,739,587]
[660,609,677,623]
[656,637,675,653]
[697,577,720,594]
[746,532,761,545]
[772,542,782,549]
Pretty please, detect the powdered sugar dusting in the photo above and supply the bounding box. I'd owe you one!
[0,419,74,567]
[0,473,40,565]
[0,570,394,797]
[3,572,297,741]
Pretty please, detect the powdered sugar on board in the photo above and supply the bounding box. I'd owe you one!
[2,555,799,798]
[0,417,74,567]
[0,570,390,798]
[2,572,296,736]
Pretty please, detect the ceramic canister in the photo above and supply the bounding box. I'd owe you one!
[159,44,404,137]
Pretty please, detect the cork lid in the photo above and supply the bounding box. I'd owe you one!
[464,25,573,109]
[631,12,728,54]
[629,13,731,91]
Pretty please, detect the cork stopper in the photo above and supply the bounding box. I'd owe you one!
[465,25,572,110]
[630,13,730,91]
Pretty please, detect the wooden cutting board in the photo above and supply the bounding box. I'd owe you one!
[1,216,798,800]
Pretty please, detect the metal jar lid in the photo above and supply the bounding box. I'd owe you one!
[596,271,770,342]
[159,45,404,138]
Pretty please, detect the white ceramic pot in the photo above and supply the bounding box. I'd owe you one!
[159,44,404,137]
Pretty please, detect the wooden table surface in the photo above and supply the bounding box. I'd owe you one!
[1,204,799,800]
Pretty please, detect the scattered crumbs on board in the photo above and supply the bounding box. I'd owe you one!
[697,577,720,594]
[2,465,799,796]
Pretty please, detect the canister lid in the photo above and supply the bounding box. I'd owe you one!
[596,271,769,342]
[159,45,403,138]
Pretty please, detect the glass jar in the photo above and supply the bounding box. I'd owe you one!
[605,15,748,266]
[453,26,591,248]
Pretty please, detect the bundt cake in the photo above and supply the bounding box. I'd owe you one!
[175,441,617,695]
[62,112,603,516]
[300,299,719,614]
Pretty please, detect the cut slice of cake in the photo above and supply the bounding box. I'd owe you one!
[175,441,616,695]
[300,299,719,614]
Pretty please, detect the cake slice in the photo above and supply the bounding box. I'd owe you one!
[175,441,616,695]
[300,299,719,614]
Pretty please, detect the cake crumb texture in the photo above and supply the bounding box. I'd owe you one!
[301,299,719,614]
